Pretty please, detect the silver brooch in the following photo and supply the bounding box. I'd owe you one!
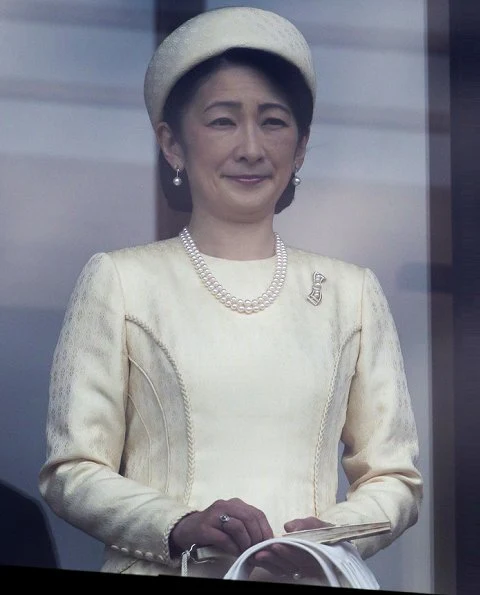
[307,272,326,306]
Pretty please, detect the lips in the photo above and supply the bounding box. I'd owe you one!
[224,174,270,183]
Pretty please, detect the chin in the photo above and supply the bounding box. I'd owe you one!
[231,190,278,209]
[227,201,277,222]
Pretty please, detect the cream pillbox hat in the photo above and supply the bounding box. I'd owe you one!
[144,6,316,131]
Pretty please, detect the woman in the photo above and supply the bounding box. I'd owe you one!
[39,6,423,585]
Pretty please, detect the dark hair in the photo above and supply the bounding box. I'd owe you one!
[159,48,314,214]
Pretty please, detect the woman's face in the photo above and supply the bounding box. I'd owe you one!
[162,63,308,223]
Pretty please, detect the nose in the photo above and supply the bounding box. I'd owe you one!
[234,122,265,163]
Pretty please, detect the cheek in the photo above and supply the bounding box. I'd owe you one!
[269,134,300,160]
[183,132,225,167]
[183,141,223,192]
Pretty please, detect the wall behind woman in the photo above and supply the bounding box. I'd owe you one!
[0,0,435,592]
[208,1,433,593]
[0,0,157,573]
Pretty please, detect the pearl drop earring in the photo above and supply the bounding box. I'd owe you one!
[292,167,301,187]
[173,167,182,186]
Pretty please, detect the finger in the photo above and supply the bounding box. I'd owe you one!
[284,516,333,533]
[212,528,243,556]
[267,543,322,578]
[240,509,274,546]
[218,513,258,552]
[217,499,273,549]
[252,549,298,577]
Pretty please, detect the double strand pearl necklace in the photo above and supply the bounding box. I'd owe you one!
[179,226,288,314]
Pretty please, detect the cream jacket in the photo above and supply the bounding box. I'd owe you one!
[39,238,423,578]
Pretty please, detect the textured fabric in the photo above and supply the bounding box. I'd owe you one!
[38,237,423,579]
[144,6,316,129]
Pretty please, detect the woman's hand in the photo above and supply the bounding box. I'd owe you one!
[250,516,335,578]
[169,497,274,558]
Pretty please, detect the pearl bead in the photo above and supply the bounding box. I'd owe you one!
[179,227,287,315]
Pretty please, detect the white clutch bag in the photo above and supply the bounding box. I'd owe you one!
[222,537,380,589]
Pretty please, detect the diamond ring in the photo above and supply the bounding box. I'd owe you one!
[292,571,302,580]
[219,514,231,528]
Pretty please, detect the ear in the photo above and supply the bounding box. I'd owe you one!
[294,128,310,169]
[156,122,185,170]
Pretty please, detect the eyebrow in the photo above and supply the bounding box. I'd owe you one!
[203,101,292,115]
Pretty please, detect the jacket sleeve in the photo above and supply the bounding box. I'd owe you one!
[38,252,195,568]
[318,267,423,559]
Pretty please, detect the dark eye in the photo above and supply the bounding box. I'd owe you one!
[209,117,235,127]
[263,117,288,128]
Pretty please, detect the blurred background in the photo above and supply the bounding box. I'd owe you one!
[2,1,476,594]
